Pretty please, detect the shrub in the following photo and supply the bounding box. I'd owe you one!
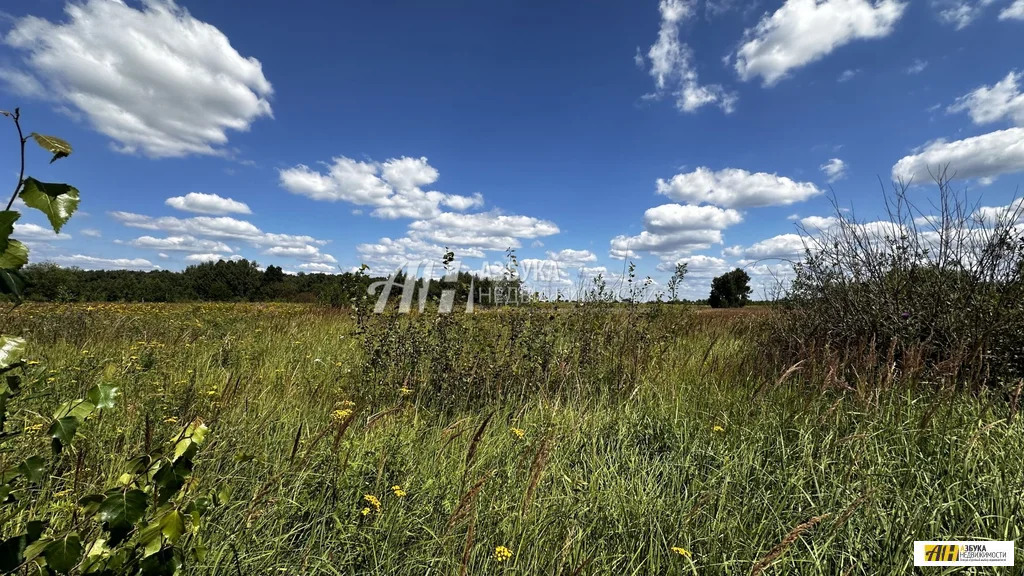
[771,174,1024,390]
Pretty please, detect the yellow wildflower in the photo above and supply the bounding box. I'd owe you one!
[391,485,407,498]
[510,427,526,439]
[360,507,371,516]
[671,546,691,558]
[399,386,413,396]
[332,408,353,421]
[494,546,513,562]
[712,425,725,433]
[363,494,381,512]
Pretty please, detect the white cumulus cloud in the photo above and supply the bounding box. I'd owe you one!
[1001,0,1024,19]
[656,167,821,208]
[165,192,251,215]
[643,203,743,233]
[820,158,848,182]
[640,0,736,113]
[733,0,907,86]
[279,156,482,219]
[891,128,1024,182]
[2,0,273,157]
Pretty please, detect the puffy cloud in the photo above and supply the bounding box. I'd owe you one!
[109,211,322,248]
[733,0,907,86]
[1001,0,1024,19]
[263,244,337,264]
[296,263,336,273]
[973,198,1024,226]
[3,0,272,157]
[165,192,251,215]
[185,253,228,263]
[724,233,808,260]
[891,128,1024,182]
[935,0,998,28]
[51,254,157,270]
[408,212,559,250]
[896,72,1024,182]
[656,167,821,208]
[14,222,72,240]
[799,215,840,229]
[279,156,482,219]
[610,229,722,260]
[643,203,743,233]
[820,158,847,182]
[546,249,598,266]
[640,0,736,113]
[356,237,485,271]
[656,254,730,275]
[128,235,232,253]
[949,71,1024,127]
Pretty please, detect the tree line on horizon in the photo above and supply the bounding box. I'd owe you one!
[13,258,755,308]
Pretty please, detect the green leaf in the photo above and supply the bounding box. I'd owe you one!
[26,520,45,543]
[18,455,45,484]
[139,546,179,576]
[153,459,192,506]
[172,419,208,461]
[86,384,118,410]
[77,493,105,516]
[0,211,18,254]
[43,533,82,574]
[29,133,72,164]
[0,336,25,372]
[97,489,148,545]
[160,510,186,544]
[0,535,26,572]
[0,268,26,302]
[18,178,80,234]
[49,416,79,453]
[53,399,95,421]
[0,239,28,269]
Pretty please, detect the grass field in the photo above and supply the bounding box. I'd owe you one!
[2,302,1022,574]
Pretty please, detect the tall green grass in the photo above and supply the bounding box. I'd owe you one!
[1,302,1021,574]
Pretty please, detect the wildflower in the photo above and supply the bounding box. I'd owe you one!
[391,485,407,498]
[360,507,371,516]
[671,546,691,558]
[712,425,725,433]
[399,386,413,396]
[494,546,513,562]
[363,494,381,512]
[510,427,526,440]
[332,408,353,421]
[340,400,356,408]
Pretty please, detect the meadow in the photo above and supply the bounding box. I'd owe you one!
[1,301,1022,574]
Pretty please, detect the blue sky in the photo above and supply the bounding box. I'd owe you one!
[1,0,1023,299]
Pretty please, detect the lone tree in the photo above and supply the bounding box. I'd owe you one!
[709,268,751,308]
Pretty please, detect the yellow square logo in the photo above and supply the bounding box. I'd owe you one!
[924,544,961,562]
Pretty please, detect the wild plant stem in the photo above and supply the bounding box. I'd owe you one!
[6,107,26,212]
